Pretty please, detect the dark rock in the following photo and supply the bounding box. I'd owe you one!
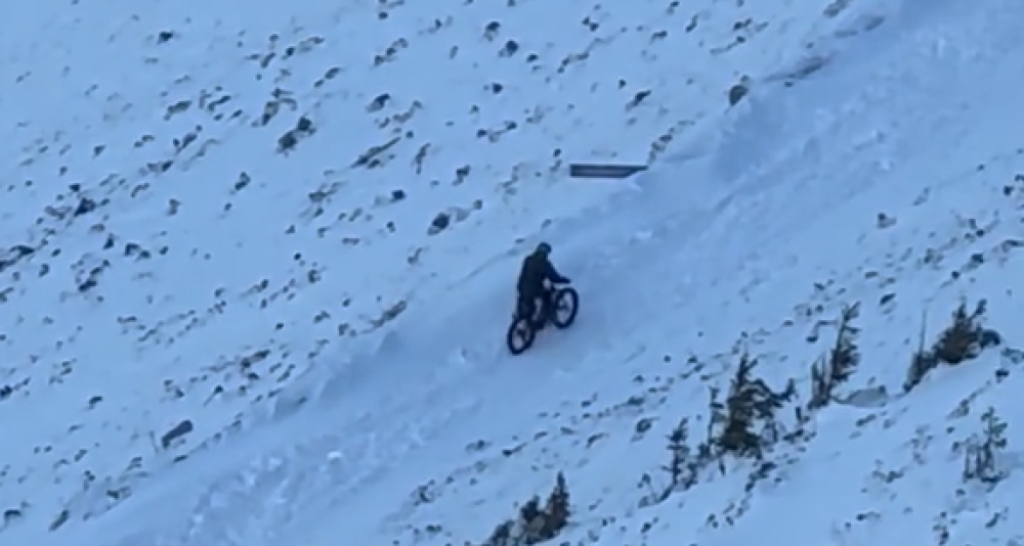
[0,244,34,273]
[500,40,520,57]
[367,94,390,112]
[234,172,251,191]
[278,131,297,151]
[728,83,748,106]
[429,212,450,234]
[74,197,97,216]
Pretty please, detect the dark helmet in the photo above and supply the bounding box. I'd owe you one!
[536,242,552,255]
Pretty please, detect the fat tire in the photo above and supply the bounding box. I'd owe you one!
[506,317,536,355]
[550,287,579,329]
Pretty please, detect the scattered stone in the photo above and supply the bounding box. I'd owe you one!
[428,212,450,235]
[74,197,97,217]
[627,89,651,109]
[367,93,391,112]
[728,82,748,106]
[500,40,520,57]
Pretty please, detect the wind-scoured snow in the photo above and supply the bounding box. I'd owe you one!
[3,0,1024,545]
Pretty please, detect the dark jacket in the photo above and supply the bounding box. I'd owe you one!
[517,251,568,295]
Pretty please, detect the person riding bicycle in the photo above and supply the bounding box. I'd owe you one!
[516,242,570,328]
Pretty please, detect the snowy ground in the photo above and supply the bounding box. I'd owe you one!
[3,0,1024,544]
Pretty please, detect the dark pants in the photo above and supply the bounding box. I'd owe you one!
[517,286,550,327]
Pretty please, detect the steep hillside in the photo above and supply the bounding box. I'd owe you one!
[7,0,1024,545]
[313,1,1024,544]
[357,1,1024,544]
[1,0,857,539]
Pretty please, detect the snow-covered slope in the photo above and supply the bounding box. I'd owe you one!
[0,0,784,534]
[4,0,1024,544]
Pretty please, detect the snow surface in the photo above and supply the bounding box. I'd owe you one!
[3,0,1024,544]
